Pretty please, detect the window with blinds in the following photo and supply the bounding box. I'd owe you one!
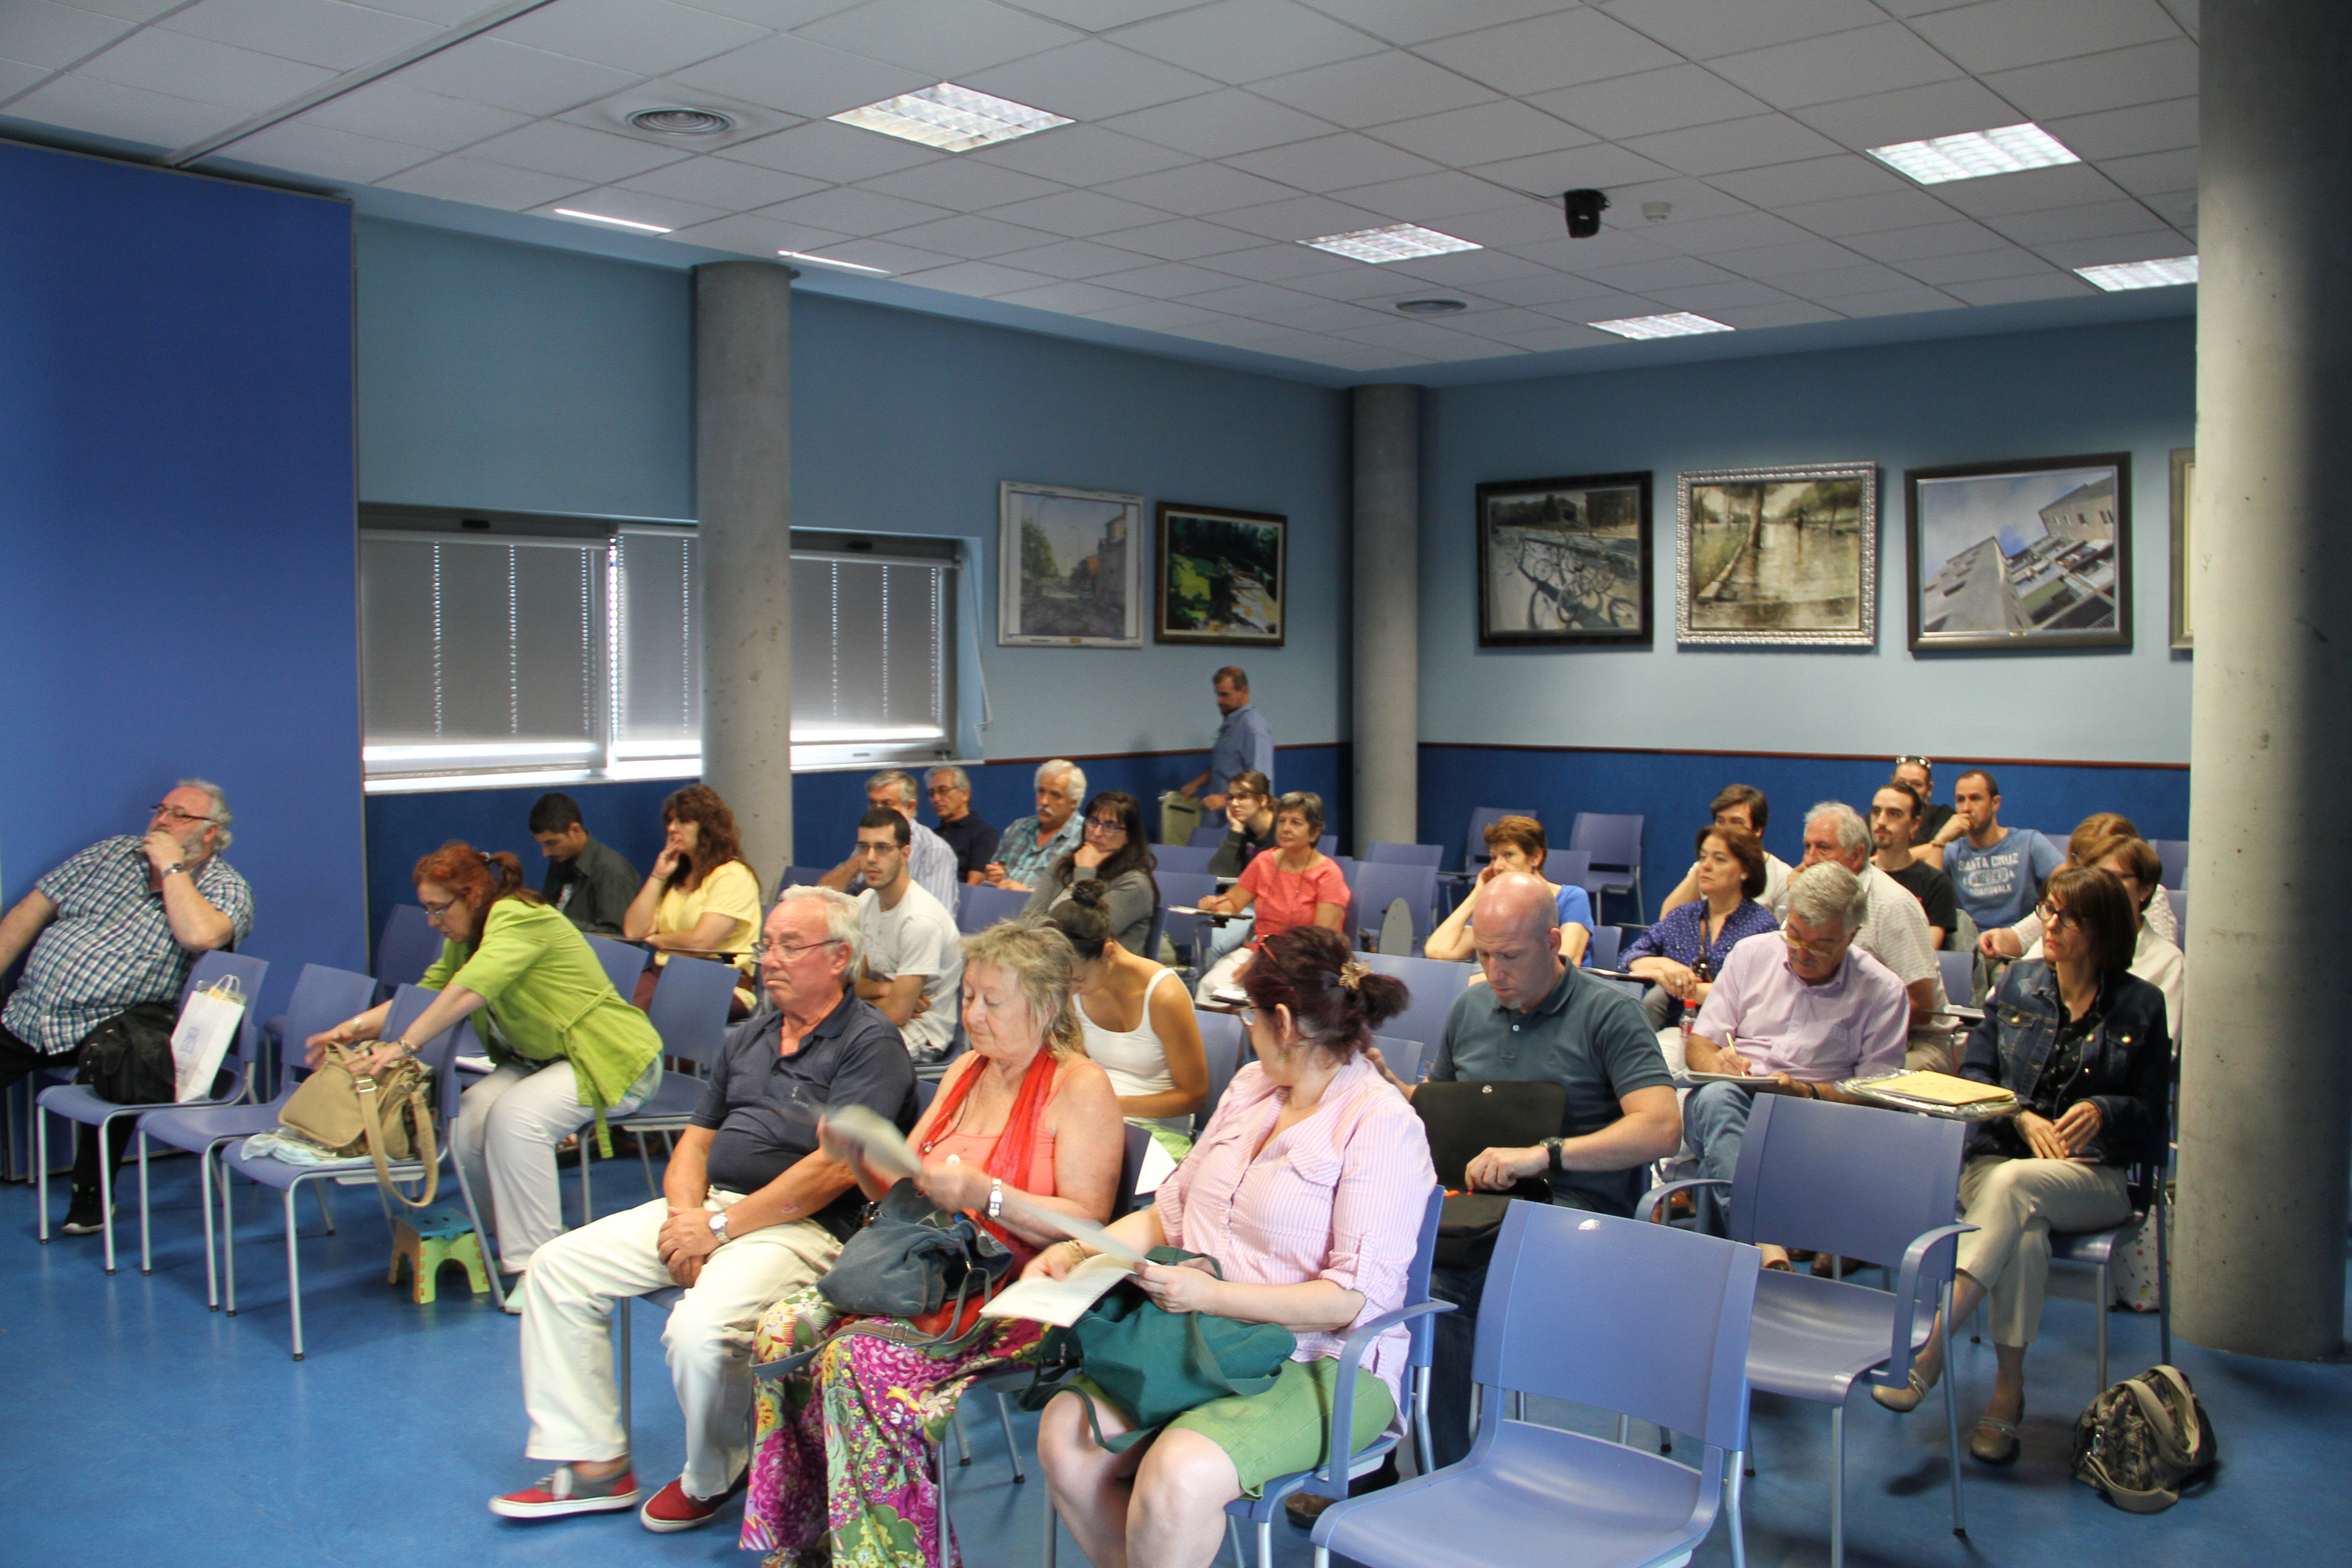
[790,551,956,769]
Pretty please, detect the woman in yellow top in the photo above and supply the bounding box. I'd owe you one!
[622,784,761,1015]
[309,843,662,1279]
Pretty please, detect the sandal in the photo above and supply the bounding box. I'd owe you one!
[1764,1258,1795,1272]
[1967,1415,2021,1465]
[1872,1363,1939,1414]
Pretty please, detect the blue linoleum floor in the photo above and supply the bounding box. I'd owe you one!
[4,1147,2346,1568]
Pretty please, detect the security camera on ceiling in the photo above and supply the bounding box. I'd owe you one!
[1562,188,1610,238]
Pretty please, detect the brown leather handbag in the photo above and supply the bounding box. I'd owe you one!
[279,1043,439,1209]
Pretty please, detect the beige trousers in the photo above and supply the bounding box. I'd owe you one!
[1953,1155,2130,1347]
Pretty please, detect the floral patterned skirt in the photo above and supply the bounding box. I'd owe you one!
[741,1282,1046,1568]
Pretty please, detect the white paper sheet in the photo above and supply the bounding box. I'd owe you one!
[979,1252,1133,1327]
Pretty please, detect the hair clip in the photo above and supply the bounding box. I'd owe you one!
[1338,959,1369,990]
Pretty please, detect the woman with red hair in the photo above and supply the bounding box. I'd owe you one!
[309,843,662,1279]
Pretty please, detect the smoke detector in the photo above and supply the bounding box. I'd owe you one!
[1394,298,1468,316]
[627,107,735,136]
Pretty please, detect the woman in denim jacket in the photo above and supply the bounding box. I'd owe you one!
[1873,865,2169,1464]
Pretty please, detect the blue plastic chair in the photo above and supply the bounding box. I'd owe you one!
[2150,838,2188,890]
[1154,870,1221,968]
[36,949,269,1274]
[1642,1092,1973,1568]
[2167,887,2186,951]
[1371,1034,1428,1086]
[220,984,497,1356]
[1196,1011,1244,1131]
[374,903,441,990]
[1365,842,1442,868]
[583,933,649,1000]
[1348,861,1438,956]
[1569,812,1646,925]
[1363,952,1475,1065]
[1154,844,1218,876]
[1584,921,1623,971]
[957,884,1030,935]
[609,954,743,1197]
[136,963,375,1303]
[1189,823,1231,850]
[1545,847,1597,908]
[1311,1206,1761,1568]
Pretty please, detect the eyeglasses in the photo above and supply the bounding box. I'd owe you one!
[1083,816,1127,834]
[755,937,839,964]
[1781,931,1847,959]
[1893,755,1931,769]
[149,804,219,827]
[2037,903,2081,932]
[1234,1004,1259,1029]
[420,896,459,918]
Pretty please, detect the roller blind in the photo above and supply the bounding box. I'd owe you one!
[790,553,956,766]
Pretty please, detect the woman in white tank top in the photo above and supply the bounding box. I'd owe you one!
[1047,880,1208,1138]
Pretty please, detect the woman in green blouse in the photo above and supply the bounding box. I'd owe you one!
[309,842,661,1278]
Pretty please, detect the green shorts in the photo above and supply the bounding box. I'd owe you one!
[1074,1358,1397,1498]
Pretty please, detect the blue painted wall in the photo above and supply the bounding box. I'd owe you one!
[0,140,365,1013]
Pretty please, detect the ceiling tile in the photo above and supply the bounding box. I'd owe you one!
[2139,189,2193,227]
[1574,254,1742,292]
[857,157,1064,211]
[1643,209,1821,254]
[1460,270,1618,306]
[1164,314,1313,346]
[1594,174,1758,225]
[466,119,688,181]
[1839,218,2011,260]
[0,1,138,72]
[1206,192,1387,240]
[1527,289,1673,320]
[1826,285,1963,317]
[792,0,1082,78]
[969,124,1192,184]
[673,0,865,24]
[1332,169,1527,222]
[1113,0,1385,86]
[1767,260,1921,297]
[1979,39,2196,119]
[1250,50,1497,129]
[1084,216,1267,258]
[391,37,639,117]
[662,211,853,255]
[1191,241,1362,281]
[79,26,334,113]
[2040,96,2195,162]
[985,238,1157,278]
[1374,245,1553,284]
[992,279,1153,314]
[1938,271,2094,305]
[1295,0,1576,48]
[958,39,1221,121]
[1706,23,1961,110]
[1705,152,1910,207]
[1774,187,1958,235]
[1439,199,1585,247]
[1624,113,1845,176]
[719,119,943,182]
[1097,89,1337,158]
[2030,229,2191,268]
[618,154,826,208]
[1467,320,1619,352]
[1640,278,1801,311]
[0,59,49,97]
[1504,227,1679,269]
[1982,197,2166,245]
[1178,279,1324,314]
[1471,143,1680,198]
[1011,0,1199,26]
[529,185,726,229]
[1081,298,1231,331]
[1789,77,2024,149]
[63,0,193,19]
[2098,146,2195,195]
[1529,65,1774,140]
[759,183,952,233]
[1224,132,1441,192]
[665,31,927,118]
[1416,9,1682,98]
[2154,0,2196,34]
[1087,258,1240,295]
[897,259,1061,296]
[789,235,959,271]
[983,187,1171,235]
[1925,161,2127,217]
[1712,237,1872,277]
[1893,244,2051,283]
[493,0,772,75]
[1365,100,1590,166]
[300,80,533,151]
[1907,0,2182,75]
[226,118,439,180]
[1446,305,1583,341]
[1707,299,1843,328]
[1275,260,1427,297]
[1599,0,1890,61]
[1243,296,1389,332]
[862,211,1055,255]
[1332,317,1525,358]
[1093,161,1296,215]
[377,154,593,209]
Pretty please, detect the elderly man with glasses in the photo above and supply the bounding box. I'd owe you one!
[0,780,254,1235]
[924,766,1000,887]
[1679,861,1910,1258]
[495,885,916,1535]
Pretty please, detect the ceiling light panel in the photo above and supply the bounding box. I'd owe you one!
[1587,312,1735,340]
[1867,122,2080,184]
[2074,255,2198,291]
[554,209,673,233]
[830,82,1071,152]
[1300,223,1482,263]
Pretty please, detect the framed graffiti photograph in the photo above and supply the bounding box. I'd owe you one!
[998,480,1145,648]
[1155,502,1287,646]
[1905,453,2132,653]
[1475,471,1652,646]
[1676,463,1878,647]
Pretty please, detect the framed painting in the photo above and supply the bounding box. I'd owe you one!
[998,480,1145,648]
[2170,446,2193,651]
[1475,470,1651,646]
[1905,453,2132,653]
[1675,463,1878,647]
[1155,503,1287,646]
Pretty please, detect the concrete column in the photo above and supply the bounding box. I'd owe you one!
[2176,0,2352,1358]
[1351,384,1420,853]
[693,261,797,885]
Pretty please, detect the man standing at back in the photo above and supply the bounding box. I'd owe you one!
[529,793,639,935]
[1178,666,1274,813]
[850,808,963,1072]
[1935,769,2065,933]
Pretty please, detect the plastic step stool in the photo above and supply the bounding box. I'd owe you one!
[389,1203,489,1304]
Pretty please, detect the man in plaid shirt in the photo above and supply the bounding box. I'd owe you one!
[0,780,254,1233]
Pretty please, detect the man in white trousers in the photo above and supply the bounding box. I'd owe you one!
[491,884,917,1534]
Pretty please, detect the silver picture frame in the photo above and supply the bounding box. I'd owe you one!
[1675,462,1879,647]
[997,479,1145,649]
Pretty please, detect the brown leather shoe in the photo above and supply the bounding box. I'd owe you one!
[1284,1455,1398,1527]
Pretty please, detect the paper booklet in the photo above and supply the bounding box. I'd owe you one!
[1857,1071,2014,1107]
[980,1251,1135,1327]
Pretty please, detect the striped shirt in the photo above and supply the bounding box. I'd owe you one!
[3,836,254,1056]
[1157,1054,1436,1405]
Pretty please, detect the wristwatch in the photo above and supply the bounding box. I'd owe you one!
[161,862,186,877]
[987,1177,1005,1221]
[1542,1137,1564,1176]
[707,1210,730,1242]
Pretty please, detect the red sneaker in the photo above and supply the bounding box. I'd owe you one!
[489,1465,640,1520]
[638,1470,749,1533]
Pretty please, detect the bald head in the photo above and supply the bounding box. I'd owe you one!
[1472,872,1566,1013]
[1482,872,1557,939]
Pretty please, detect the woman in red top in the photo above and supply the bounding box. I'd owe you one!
[740,922,1122,1568]
[1194,791,1349,1003]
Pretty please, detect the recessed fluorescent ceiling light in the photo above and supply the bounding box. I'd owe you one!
[1300,223,1480,264]
[553,208,671,233]
[2075,255,2199,291]
[1588,312,1733,340]
[830,83,1070,152]
[1867,122,2078,184]
[780,249,891,275]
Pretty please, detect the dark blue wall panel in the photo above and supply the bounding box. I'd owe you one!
[0,141,365,1014]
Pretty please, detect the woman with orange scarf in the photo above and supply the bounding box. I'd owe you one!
[739,921,1123,1568]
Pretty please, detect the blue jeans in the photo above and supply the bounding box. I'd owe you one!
[1682,1080,1759,1239]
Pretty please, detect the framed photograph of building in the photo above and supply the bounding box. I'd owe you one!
[1156,503,1287,646]
[2170,446,2194,651]
[998,480,1145,648]
[1904,454,2132,653]
[1675,463,1877,647]
[1476,471,1651,646]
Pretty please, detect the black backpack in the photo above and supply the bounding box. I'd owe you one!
[2072,1364,2218,1512]
[74,1002,179,1106]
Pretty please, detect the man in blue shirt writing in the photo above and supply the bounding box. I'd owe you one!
[1177,665,1274,812]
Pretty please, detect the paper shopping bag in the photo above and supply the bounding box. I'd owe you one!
[172,974,248,1102]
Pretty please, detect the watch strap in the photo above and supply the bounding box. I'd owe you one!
[1544,1136,1564,1176]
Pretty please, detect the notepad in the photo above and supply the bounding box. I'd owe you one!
[1863,1071,2014,1107]
[979,1252,1134,1327]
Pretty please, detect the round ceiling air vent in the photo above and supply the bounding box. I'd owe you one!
[1394,298,1468,316]
[627,108,735,136]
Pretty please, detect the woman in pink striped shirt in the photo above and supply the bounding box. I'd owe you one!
[1034,926,1437,1568]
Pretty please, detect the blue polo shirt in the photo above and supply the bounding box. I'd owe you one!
[1208,701,1275,797]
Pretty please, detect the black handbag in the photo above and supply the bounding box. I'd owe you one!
[815,1178,1015,1322]
[1411,1080,1568,1270]
[74,1003,178,1106]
